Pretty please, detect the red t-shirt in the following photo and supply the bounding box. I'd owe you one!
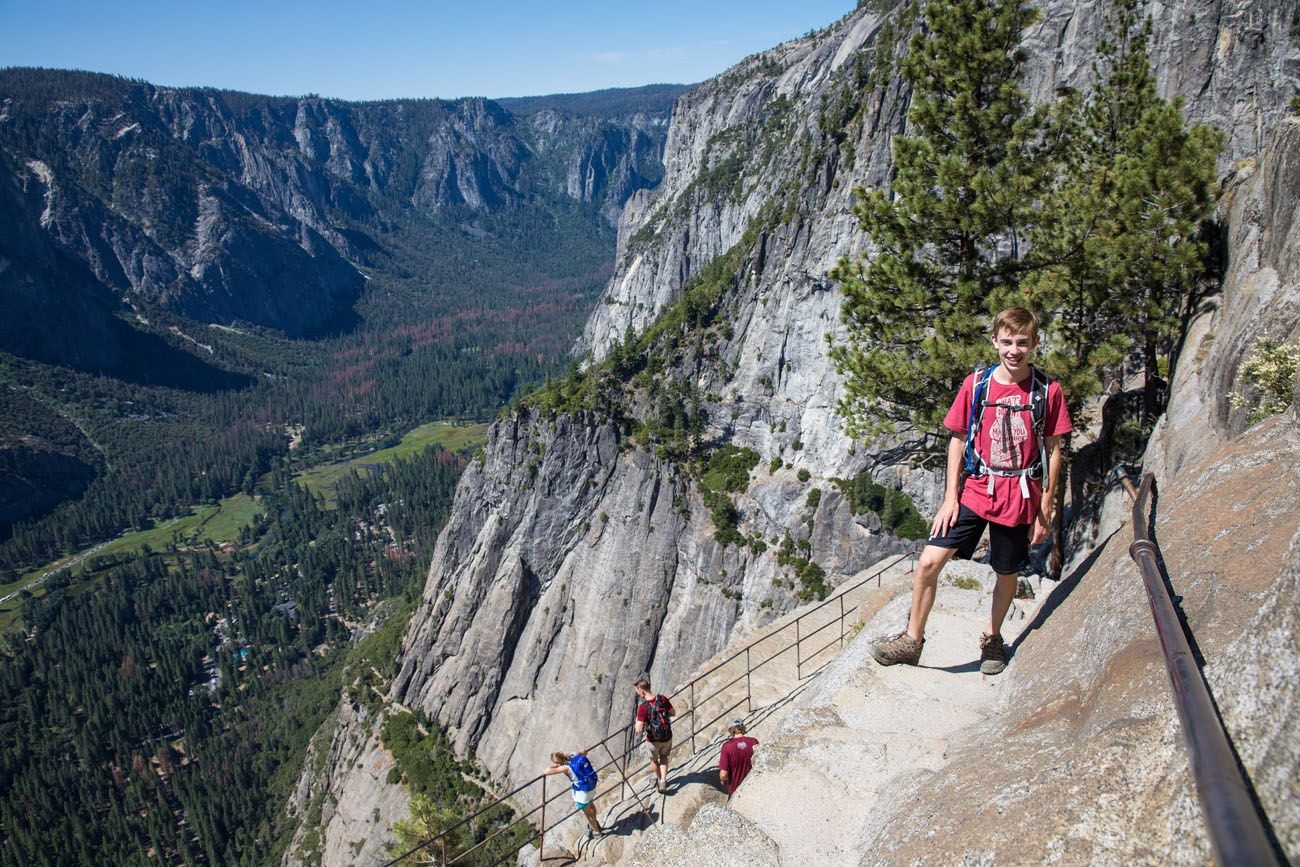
[943,368,1072,527]
[719,736,758,794]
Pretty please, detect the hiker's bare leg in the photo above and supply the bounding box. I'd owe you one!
[907,545,957,642]
[582,803,601,831]
[649,758,662,785]
[987,571,1019,636]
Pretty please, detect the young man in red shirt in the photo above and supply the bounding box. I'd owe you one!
[871,307,1072,674]
[633,678,676,793]
[717,719,758,795]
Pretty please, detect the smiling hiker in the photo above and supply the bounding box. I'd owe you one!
[633,677,677,793]
[542,749,605,841]
[870,307,1073,675]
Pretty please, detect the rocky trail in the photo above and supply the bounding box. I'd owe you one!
[522,556,1059,866]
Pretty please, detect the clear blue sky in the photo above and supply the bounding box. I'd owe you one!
[0,1,854,101]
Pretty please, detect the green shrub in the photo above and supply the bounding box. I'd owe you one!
[797,561,829,601]
[833,471,928,540]
[1229,337,1300,423]
[703,490,744,546]
[797,468,811,483]
[701,445,761,495]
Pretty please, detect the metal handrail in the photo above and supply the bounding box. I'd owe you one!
[382,552,913,866]
[1115,468,1279,866]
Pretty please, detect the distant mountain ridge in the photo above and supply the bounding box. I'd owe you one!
[495,83,689,118]
[0,68,675,360]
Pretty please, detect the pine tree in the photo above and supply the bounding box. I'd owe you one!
[388,795,466,865]
[831,0,1053,437]
[1026,0,1222,426]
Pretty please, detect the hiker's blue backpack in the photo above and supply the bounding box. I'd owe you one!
[962,365,1052,499]
[568,754,598,792]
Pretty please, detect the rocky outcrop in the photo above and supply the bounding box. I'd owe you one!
[390,410,910,787]
[0,70,672,346]
[281,700,406,867]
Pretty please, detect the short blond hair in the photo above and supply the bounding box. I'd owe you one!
[991,307,1040,339]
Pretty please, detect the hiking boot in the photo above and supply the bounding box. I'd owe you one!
[979,632,1006,675]
[870,632,923,666]
[583,827,598,842]
[657,779,668,794]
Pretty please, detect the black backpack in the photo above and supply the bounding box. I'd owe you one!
[643,695,672,741]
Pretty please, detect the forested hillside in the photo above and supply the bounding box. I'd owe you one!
[0,444,469,865]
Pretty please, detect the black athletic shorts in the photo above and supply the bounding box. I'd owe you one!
[928,503,1031,576]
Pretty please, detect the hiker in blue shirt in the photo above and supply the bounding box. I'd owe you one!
[543,749,605,841]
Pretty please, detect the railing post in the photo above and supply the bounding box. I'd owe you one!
[795,618,802,679]
[839,594,845,648]
[539,774,546,863]
[601,741,648,815]
[438,837,447,867]
[745,646,752,712]
[689,680,696,753]
[623,729,631,804]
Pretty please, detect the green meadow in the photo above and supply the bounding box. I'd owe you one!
[295,420,487,503]
[0,492,264,625]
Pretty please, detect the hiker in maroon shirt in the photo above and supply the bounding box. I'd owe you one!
[718,719,758,795]
[633,677,676,793]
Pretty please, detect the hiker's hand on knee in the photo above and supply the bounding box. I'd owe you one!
[931,497,959,539]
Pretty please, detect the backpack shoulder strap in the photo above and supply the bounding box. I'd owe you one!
[1029,367,1050,422]
[1029,366,1052,478]
[963,366,997,476]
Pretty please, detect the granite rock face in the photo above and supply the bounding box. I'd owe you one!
[391,8,919,796]
[292,1,1300,862]
[281,699,405,867]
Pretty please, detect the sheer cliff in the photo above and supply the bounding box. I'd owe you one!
[285,2,1300,864]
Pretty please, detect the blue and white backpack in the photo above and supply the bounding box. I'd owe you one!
[568,753,598,792]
